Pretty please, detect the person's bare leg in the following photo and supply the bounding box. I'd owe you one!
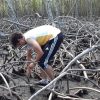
[44,65,54,80]
[38,67,49,79]
[28,63,49,80]
[35,65,54,85]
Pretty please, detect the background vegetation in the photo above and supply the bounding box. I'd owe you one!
[0,0,100,18]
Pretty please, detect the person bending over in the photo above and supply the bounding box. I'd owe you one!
[10,25,64,86]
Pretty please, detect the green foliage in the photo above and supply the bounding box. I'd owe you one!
[0,0,8,17]
[19,0,24,14]
[0,0,100,17]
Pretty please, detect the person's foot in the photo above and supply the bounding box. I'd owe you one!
[35,79,50,86]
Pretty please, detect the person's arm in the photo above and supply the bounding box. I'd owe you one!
[26,38,44,62]
[25,38,44,76]
[25,49,33,76]
[26,49,32,66]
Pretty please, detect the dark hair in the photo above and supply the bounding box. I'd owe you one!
[10,32,23,48]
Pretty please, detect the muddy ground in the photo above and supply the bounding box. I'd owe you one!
[0,16,100,100]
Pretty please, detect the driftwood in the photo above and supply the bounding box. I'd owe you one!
[0,15,100,100]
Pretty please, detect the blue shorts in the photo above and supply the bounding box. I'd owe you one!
[38,33,64,69]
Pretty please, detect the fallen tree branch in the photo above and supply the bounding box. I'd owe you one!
[3,18,32,29]
[28,45,100,100]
